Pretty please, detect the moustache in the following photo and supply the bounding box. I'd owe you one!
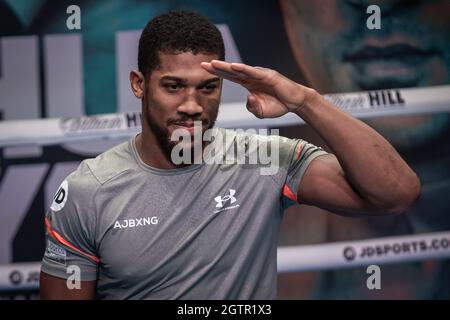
[168,118,207,127]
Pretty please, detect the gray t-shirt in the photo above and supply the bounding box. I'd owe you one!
[41,128,327,299]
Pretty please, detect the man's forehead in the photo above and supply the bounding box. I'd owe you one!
[157,51,218,70]
[153,51,220,81]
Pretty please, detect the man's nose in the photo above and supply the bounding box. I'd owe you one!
[177,92,203,116]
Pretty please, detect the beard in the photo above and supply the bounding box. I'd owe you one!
[145,110,218,167]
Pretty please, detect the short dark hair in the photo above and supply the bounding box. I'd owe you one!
[138,10,225,78]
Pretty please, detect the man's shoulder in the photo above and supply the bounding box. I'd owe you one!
[217,127,292,143]
[215,127,297,157]
[72,138,137,186]
[208,128,298,176]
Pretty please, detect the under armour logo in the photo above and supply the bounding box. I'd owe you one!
[215,189,237,208]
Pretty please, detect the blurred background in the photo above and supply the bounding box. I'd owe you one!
[0,0,449,299]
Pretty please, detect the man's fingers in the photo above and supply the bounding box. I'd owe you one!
[203,60,248,79]
[246,95,264,119]
[213,60,266,80]
[210,60,247,78]
[202,60,274,89]
[230,63,268,80]
[201,62,245,84]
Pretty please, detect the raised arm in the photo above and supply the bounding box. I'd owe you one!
[201,60,420,216]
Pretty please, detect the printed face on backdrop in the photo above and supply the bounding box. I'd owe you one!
[280,0,450,92]
[280,0,450,149]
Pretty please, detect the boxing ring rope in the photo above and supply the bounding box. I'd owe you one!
[1,85,450,147]
[1,231,449,290]
[1,85,450,291]
[277,231,450,273]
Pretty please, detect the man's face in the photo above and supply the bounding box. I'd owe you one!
[142,51,222,159]
[280,0,450,92]
[280,0,450,149]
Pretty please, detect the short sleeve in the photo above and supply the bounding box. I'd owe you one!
[279,138,328,209]
[41,162,100,281]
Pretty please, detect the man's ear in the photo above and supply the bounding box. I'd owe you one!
[130,70,145,99]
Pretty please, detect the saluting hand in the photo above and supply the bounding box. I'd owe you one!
[201,60,311,119]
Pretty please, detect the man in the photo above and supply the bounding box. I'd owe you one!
[39,10,419,299]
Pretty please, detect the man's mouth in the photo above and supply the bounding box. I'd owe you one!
[342,40,438,89]
[170,120,204,135]
[343,44,436,65]
[173,121,195,128]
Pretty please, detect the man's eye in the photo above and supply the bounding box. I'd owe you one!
[164,83,182,92]
[201,84,217,93]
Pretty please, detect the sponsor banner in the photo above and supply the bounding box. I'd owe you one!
[0,262,41,291]
[324,85,450,116]
[1,85,450,148]
[277,231,450,273]
[60,112,141,135]
[0,112,141,147]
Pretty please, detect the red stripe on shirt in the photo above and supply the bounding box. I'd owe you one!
[45,217,100,264]
[294,143,303,161]
[282,184,298,202]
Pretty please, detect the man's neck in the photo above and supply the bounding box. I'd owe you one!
[135,130,208,170]
[135,132,179,170]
